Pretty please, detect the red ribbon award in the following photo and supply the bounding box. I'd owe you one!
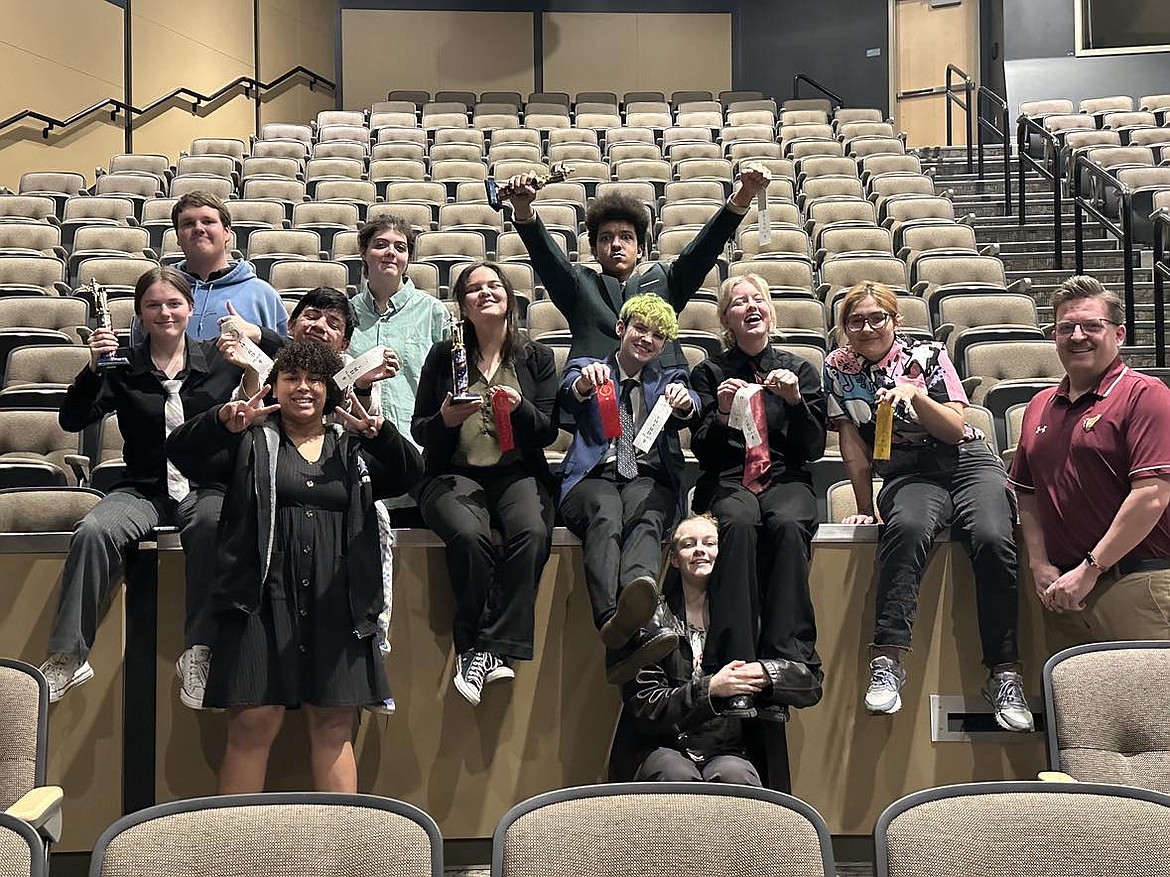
[597,379,622,439]
[492,386,516,452]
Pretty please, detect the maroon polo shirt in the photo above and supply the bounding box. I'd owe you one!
[1008,357,1170,570]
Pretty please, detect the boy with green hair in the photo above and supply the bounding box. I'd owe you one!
[557,293,701,683]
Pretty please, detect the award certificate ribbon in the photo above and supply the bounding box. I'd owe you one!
[633,395,674,453]
[333,346,385,393]
[596,379,623,439]
[873,400,894,461]
[492,387,516,452]
[757,188,771,246]
[729,384,764,448]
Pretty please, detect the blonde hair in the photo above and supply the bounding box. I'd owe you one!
[1051,275,1124,324]
[669,513,719,553]
[836,281,901,334]
[716,274,777,349]
[620,292,679,340]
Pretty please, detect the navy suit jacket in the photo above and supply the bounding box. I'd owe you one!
[557,354,699,507]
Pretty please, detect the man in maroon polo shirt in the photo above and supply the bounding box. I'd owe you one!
[1009,275,1170,644]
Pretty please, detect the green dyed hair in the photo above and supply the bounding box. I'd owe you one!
[619,293,679,340]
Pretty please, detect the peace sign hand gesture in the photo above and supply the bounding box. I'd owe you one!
[218,385,280,433]
[335,390,384,438]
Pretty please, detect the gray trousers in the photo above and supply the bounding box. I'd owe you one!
[634,747,761,786]
[47,487,223,660]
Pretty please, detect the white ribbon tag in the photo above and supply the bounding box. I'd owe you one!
[756,188,771,245]
[730,384,764,448]
[236,334,274,379]
[334,346,386,392]
[633,395,674,453]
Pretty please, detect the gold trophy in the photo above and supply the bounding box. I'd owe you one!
[87,279,130,371]
[485,162,574,211]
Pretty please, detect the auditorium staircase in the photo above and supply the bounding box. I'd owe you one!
[916,144,1161,367]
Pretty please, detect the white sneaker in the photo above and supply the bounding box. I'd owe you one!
[40,653,94,703]
[483,652,515,685]
[983,669,1035,732]
[453,649,489,706]
[864,655,907,715]
[175,645,211,710]
[365,697,396,715]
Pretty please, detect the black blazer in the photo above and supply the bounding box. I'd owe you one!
[410,338,559,483]
[514,206,746,370]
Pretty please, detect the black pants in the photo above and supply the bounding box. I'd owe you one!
[560,471,678,629]
[699,478,820,675]
[875,440,1019,667]
[48,487,221,659]
[635,748,761,786]
[416,468,555,660]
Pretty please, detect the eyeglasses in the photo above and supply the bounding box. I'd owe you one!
[845,312,892,332]
[1053,319,1118,338]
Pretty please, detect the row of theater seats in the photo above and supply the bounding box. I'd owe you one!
[6,642,1170,875]
[1019,92,1170,246]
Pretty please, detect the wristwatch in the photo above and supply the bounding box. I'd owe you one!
[1084,550,1107,572]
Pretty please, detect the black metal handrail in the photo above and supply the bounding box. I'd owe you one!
[0,65,334,142]
[1072,153,1136,339]
[976,86,1012,215]
[944,64,974,173]
[1016,115,1066,267]
[792,74,844,109]
[1153,208,1169,366]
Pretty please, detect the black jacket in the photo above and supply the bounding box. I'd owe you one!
[690,344,827,508]
[59,339,242,497]
[166,409,422,634]
[514,206,746,370]
[410,339,559,483]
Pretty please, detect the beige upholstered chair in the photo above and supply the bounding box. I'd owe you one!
[876,781,1170,877]
[492,783,834,877]
[91,793,441,877]
[1043,642,1170,792]
[0,658,62,865]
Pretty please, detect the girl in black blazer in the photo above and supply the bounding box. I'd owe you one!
[411,261,559,706]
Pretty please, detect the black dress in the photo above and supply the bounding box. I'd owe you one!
[205,430,393,708]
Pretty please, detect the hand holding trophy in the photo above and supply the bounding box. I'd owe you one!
[485,163,574,211]
[84,279,130,372]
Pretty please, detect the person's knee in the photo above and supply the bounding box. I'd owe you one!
[705,757,761,786]
[305,707,356,746]
[636,748,702,782]
[229,707,283,746]
[72,511,120,549]
[764,513,812,544]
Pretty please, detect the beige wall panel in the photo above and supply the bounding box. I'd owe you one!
[0,555,126,852]
[0,0,123,189]
[894,0,979,146]
[259,0,336,127]
[543,12,731,97]
[130,10,255,162]
[132,0,253,69]
[341,10,533,112]
[789,538,1050,834]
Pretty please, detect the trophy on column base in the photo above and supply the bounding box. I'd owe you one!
[450,318,481,402]
[86,279,131,372]
[485,162,574,211]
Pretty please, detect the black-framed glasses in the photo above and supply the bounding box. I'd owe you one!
[845,311,892,332]
[1052,319,1119,338]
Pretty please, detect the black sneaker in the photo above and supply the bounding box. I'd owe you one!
[454,649,489,706]
[483,652,515,685]
[604,626,678,685]
[599,575,659,649]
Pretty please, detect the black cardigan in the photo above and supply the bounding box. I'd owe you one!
[410,338,559,483]
[166,409,422,634]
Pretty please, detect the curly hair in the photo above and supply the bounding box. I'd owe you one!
[584,191,650,253]
[620,293,679,340]
[266,341,346,413]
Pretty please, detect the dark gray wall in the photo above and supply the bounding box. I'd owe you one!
[737,0,889,114]
[1000,0,1170,114]
[337,0,890,113]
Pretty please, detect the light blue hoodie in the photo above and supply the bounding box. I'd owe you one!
[176,259,288,341]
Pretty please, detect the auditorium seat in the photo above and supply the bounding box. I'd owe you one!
[168,175,233,201]
[875,782,1170,877]
[187,137,246,164]
[818,253,908,302]
[933,292,1039,356]
[725,139,783,162]
[800,175,865,211]
[833,107,885,126]
[719,89,765,106]
[826,477,883,521]
[0,223,63,259]
[909,252,1018,302]
[787,139,846,162]
[0,409,86,487]
[1080,94,1135,125]
[72,257,159,298]
[105,154,172,181]
[174,155,237,188]
[493,784,834,877]
[310,180,376,218]
[848,137,907,161]
[244,229,324,283]
[731,257,815,295]
[310,141,368,164]
[16,173,86,216]
[867,173,937,211]
[68,227,152,285]
[386,89,430,107]
[1042,642,1170,791]
[413,231,486,290]
[771,297,829,340]
[525,299,568,342]
[0,257,69,297]
[268,261,351,298]
[0,197,57,226]
[897,221,979,273]
[0,344,90,411]
[962,341,1063,406]
[860,153,924,182]
[91,793,442,877]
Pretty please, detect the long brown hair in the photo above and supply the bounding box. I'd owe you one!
[452,261,521,365]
